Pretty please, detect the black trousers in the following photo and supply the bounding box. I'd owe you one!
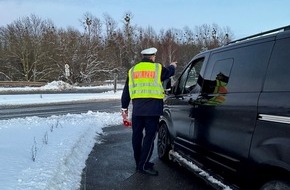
[132,115,159,170]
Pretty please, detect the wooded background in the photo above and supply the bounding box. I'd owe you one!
[0,12,233,84]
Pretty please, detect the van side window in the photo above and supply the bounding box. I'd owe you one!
[210,59,233,82]
[174,58,204,95]
[202,42,274,93]
[200,59,233,94]
[264,37,290,91]
[229,43,274,92]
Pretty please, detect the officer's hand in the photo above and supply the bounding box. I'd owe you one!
[121,108,128,119]
[170,62,177,68]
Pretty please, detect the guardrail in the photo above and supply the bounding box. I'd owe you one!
[0,81,46,87]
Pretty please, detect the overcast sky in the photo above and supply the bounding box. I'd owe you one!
[1,0,290,39]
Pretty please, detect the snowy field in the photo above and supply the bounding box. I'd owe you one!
[0,81,123,106]
[0,81,123,190]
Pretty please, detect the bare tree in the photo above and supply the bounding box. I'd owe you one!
[1,15,55,81]
[139,26,158,50]
[194,23,233,51]
[122,12,139,68]
[102,14,124,77]
[157,28,179,65]
[72,13,105,82]
[0,12,235,83]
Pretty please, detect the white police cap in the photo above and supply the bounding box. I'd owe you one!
[141,47,157,55]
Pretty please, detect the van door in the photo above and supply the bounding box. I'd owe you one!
[165,57,206,149]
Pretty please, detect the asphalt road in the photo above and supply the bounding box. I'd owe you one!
[79,124,216,190]
[0,100,120,120]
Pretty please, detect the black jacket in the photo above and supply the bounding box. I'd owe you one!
[121,58,175,116]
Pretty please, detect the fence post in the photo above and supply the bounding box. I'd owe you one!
[113,73,117,93]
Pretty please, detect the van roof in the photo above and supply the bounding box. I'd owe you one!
[228,25,290,44]
[192,25,290,59]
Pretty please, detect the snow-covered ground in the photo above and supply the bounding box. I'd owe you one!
[0,81,123,106]
[0,81,123,190]
[0,81,232,190]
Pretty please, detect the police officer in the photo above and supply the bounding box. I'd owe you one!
[121,47,177,176]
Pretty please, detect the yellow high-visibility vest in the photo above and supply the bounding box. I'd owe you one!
[128,62,164,99]
[213,80,228,94]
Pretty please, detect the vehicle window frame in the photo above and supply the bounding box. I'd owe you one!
[173,58,205,95]
[199,58,233,94]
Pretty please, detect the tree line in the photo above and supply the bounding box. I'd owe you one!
[0,12,234,84]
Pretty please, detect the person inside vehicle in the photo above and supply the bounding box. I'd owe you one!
[197,72,229,105]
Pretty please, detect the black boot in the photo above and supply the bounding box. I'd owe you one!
[138,168,159,176]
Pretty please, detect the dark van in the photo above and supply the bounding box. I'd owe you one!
[157,25,290,190]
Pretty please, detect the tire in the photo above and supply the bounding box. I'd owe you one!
[157,122,171,161]
[259,180,290,190]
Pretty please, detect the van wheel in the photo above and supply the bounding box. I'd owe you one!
[157,123,171,161]
[259,180,290,190]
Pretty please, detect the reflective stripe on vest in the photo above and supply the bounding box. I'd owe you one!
[128,62,164,99]
[206,95,226,106]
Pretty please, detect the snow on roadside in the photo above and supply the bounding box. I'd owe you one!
[0,111,122,190]
[169,150,232,190]
[0,80,124,92]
